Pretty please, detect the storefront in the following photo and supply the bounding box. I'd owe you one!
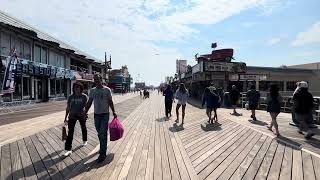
[0,57,74,102]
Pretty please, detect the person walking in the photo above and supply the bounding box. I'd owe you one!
[293,81,315,139]
[266,84,282,136]
[230,85,240,115]
[202,87,220,124]
[163,84,174,118]
[246,85,261,121]
[64,81,88,157]
[85,74,117,163]
[175,83,189,125]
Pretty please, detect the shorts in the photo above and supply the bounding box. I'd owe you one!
[249,104,258,110]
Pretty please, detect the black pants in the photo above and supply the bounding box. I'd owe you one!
[65,117,87,151]
[165,100,173,117]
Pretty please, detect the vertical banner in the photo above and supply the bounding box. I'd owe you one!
[1,49,18,94]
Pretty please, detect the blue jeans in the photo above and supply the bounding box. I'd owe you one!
[94,113,110,156]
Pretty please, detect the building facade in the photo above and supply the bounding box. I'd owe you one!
[0,11,104,103]
[108,66,132,93]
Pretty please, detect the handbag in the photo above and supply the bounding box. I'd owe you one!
[62,124,68,141]
[109,117,124,141]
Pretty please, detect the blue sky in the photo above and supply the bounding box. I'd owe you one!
[1,0,320,85]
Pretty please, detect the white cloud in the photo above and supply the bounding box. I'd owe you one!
[267,37,281,45]
[291,22,320,47]
[293,51,320,58]
[0,0,281,85]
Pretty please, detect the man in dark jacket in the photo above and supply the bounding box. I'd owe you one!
[230,85,241,115]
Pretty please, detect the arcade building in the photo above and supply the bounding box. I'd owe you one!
[0,10,105,103]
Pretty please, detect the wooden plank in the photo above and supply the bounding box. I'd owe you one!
[24,136,50,179]
[116,109,150,179]
[222,135,268,180]
[40,130,77,170]
[144,107,157,180]
[153,118,163,180]
[254,140,278,180]
[80,105,145,180]
[279,145,293,180]
[241,137,273,180]
[266,142,285,180]
[193,126,250,169]
[10,142,26,180]
[95,103,148,180]
[1,144,12,180]
[169,125,190,180]
[188,123,243,158]
[159,122,172,180]
[30,134,63,180]
[311,155,320,180]
[17,139,38,180]
[184,120,236,150]
[302,151,316,180]
[200,131,260,179]
[36,133,71,178]
[292,149,303,180]
[165,119,199,180]
[126,104,152,180]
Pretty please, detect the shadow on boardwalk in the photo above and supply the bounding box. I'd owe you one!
[200,123,222,132]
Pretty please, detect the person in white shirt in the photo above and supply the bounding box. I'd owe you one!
[175,83,189,125]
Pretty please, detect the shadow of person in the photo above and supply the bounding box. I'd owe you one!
[230,112,242,116]
[156,117,168,122]
[200,123,222,132]
[169,123,185,132]
[248,119,268,126]
[276,136,302,150]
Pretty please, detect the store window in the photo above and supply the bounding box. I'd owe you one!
[50,79,56,97]
[23,77,30,99]
[1,32,10,56]
[34,45,41,62]
[41,47,47,64]
[23,41,31,60]
[13,76,22,101]
[56,79,61,96]
[286,82,297,91]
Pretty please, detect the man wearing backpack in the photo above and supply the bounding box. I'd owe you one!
[246,85,260,121]
[85,74,117,163]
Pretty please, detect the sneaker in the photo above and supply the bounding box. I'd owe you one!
[305,131,315,140]
[64,150,72,157]
[298,130,304,134]
[83,141,88,146]
[250,115,254,118]
[97,155,106,163]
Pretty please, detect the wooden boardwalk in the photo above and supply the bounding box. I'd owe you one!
[1,93,320,179]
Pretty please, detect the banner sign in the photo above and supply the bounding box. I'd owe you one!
[204,62,246,73]
[1,54,18,94]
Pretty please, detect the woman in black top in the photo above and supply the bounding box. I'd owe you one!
[266,84,282,136]
[64,81,88,156]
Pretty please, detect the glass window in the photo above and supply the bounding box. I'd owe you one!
[34,45,41,62]
[61,79,66,96]
[49,51,55,66]
[17,39,24,58]
[1,32,10,56]
[23,41,31,60]
[23,77,30,99]
[56,79,61,95]
[41,47,47,64]
[50,79,55,96]
[13,76,22,100]
[286,82,297,91]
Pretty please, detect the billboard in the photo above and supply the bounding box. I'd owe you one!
[176,60,187,74]
[204,62,246,73]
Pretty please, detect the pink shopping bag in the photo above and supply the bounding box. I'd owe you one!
[109,117,124,141]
